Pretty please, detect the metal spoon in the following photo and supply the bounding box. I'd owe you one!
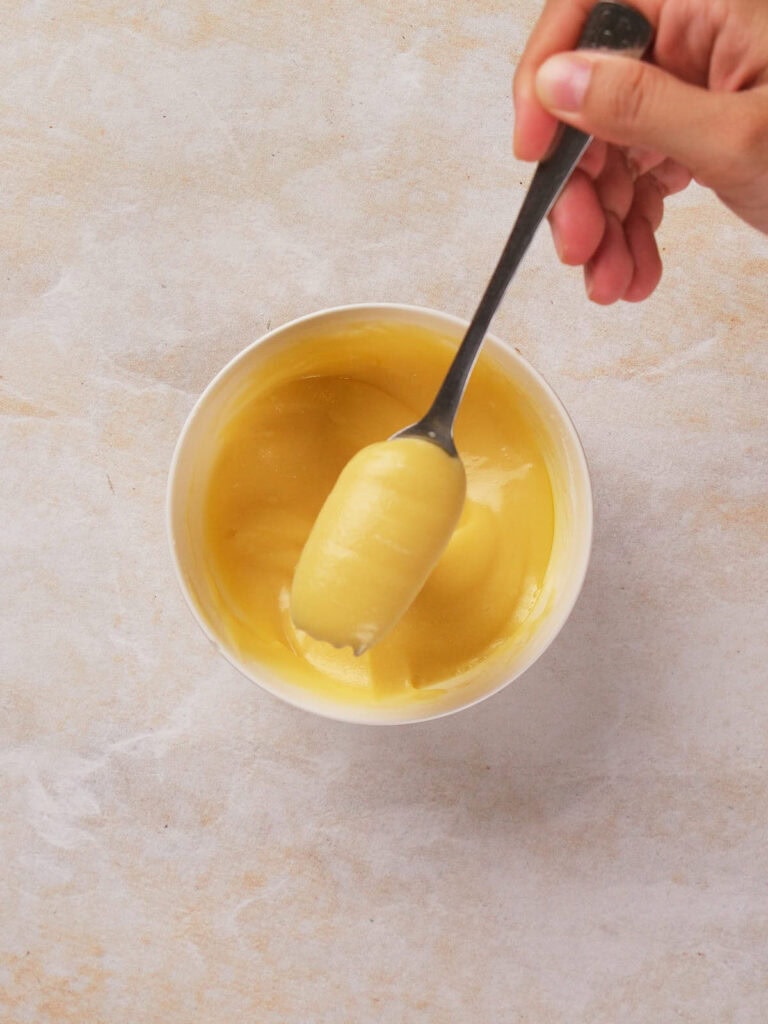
[397,1,653,456]
[290,3,653,655]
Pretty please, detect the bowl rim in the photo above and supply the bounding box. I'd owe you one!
[166,302,594,725]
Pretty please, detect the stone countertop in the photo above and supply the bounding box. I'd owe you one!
[2,2,767,1020]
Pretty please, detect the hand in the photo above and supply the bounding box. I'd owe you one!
[513,0,768,304]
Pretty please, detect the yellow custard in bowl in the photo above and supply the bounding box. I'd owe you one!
[167,305,592,724]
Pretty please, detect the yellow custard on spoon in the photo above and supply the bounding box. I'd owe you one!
[290,436,466,654]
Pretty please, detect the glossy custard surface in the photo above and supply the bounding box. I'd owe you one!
[201,322,554,707]
[290,436,467,654]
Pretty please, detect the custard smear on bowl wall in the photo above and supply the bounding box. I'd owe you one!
[201,321,554,709]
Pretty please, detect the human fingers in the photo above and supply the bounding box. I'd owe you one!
[548,170,606,265]
[588,172,666,304]
[584,212,634,305]
[647,158,692,199]
[631,173,665,232]
[548,144,638,270]
[585,168,669,304]
[578,137,607,179]
[625,145,666,178]
[623,209,663,301]
[550,138,678,302]
[594,147,635,222]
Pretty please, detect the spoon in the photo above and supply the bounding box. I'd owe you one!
[290,2,653,655]
[398,0,653,455]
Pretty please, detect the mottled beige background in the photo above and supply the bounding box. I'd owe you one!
[2,1,767,1021]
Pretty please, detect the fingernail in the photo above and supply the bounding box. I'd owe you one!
[536,55,592,112]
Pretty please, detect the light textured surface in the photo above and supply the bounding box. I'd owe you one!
[2,1,767,1020]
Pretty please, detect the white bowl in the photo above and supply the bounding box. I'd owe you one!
[167,304,593,724]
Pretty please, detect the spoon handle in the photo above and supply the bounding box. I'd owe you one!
[411,2,653,449]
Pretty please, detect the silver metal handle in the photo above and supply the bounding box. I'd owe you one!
[403,2,653,452]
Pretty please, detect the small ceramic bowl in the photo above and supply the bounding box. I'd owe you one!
[167,304,592,724]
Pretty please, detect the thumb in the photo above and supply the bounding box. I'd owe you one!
[534,52,751,189]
